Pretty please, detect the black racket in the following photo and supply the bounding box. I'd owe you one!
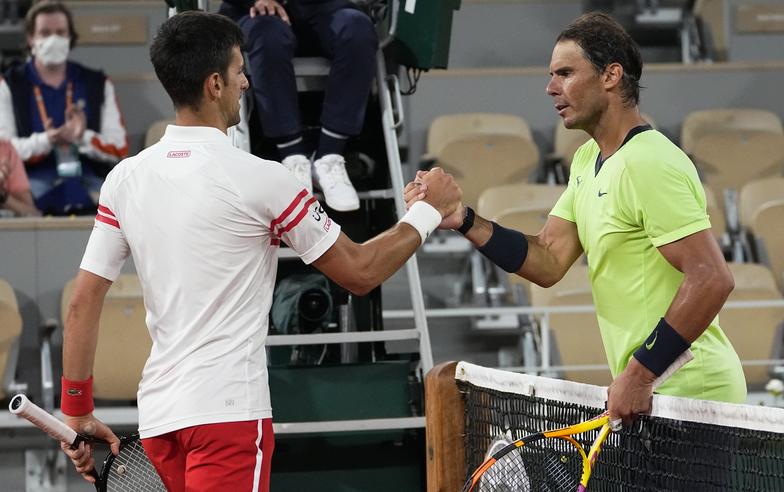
[9,394,166,492]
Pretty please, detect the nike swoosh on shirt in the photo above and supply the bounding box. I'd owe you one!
[598,191,608,197]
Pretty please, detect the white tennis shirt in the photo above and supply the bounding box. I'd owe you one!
[80,125,340,438]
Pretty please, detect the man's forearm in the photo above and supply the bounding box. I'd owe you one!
[3,192,40,217]
[318,224,421,297]
[664,269,733,342]
[62,271,112,381]
[62,299,103,381]
[463,213,577,288]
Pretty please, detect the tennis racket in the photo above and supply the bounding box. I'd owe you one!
[9,394,166,492]
[461,349,694,492]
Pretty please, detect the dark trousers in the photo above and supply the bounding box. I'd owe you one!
[220,1,378,139]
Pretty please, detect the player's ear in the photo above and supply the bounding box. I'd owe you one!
[204,72,222,100]
[603,63,624,90]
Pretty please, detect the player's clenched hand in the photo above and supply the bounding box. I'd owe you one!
[419,167,462,220]
[61,413,120,483]
[403,170,428,209]
[250,0,290,24]
[404,170,465,230]
[606,357,657,428]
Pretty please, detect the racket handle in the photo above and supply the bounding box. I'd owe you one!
[652,348,694,390]
[9,394,85,449]
[609,349,694,432]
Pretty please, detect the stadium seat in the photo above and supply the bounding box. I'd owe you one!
[550,113,657,172]
[144,119,175,149]
[690,130,784,195]
[435,135,540,209]
[739,177,784,292]
[680,108,783,156]
[478,183,566,301]
[61,274,151,400]
[0,278,23,400]
[703,185,727,243]
[721,263,784,389]
[529,265,613,386]
[425,113,533,157]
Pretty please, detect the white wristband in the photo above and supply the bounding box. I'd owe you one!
[399,201,442,245]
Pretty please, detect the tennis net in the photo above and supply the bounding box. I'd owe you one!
[454,361,784,491]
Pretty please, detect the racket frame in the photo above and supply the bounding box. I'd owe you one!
[462,411,610,492]
[461,349,695,492]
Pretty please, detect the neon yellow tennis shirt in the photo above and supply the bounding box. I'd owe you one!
[550,127,746,403]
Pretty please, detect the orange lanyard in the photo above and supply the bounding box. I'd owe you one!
[33,81,73,126]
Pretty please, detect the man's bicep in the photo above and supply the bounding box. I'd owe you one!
[519,215,582,284]
[311,232,360,290]
[71,269,114,302]
[539,215,582,263]
[656,229,726,274]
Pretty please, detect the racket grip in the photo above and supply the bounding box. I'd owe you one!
[652,348,694,390]
[9,394,84,449]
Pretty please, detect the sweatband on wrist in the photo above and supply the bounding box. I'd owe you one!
[456,206,475,235]
[61,376,94,416]
[400,201,442,245]
[633,318,691,377]
[478,222,528,273]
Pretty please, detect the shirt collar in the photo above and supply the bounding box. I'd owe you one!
[161,125,231,144]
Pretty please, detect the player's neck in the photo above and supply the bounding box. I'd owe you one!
[590,105,646,160]
[175,107,229,134]
[34,59,67,88]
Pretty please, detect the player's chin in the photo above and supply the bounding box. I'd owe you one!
[561,116,578,129]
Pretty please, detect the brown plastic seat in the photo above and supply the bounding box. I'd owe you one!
[435,134,540,209]
[721,263,784,388]
[426,113,533,157]
[62,274,151,400]
[691,130,784,194]
[680,108,783,155]
[703,185,727,242]
[0,279,23,399]
[529,265,612,386]
[739,178,784,292]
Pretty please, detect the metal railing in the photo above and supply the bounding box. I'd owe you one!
[384,298,784,375]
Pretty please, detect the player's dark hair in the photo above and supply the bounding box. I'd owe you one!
[25,0,78,49]
[150,11,244,110]
[557,12,643,106]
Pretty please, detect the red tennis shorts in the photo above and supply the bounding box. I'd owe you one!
[141,418,274,492]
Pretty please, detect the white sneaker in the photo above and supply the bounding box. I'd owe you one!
[313,154,359,211]
[281,154,313,194]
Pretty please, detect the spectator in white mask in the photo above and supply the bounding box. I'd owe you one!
[0,0,128,215]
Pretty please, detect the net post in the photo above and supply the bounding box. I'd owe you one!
[425,361,465,492]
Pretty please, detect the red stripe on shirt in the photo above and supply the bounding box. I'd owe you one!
[275,196,316,238]
[97,204,116,217]
[270,189,309,231]
[90,136,129,159]
[95,213,120,229]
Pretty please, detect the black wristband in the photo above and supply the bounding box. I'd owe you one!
[633,318,691,377]
[478,222,528,273]
[456,206,475,235]
[0,189,7,205]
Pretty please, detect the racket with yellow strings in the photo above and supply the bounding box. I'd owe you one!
[462,349,694,492]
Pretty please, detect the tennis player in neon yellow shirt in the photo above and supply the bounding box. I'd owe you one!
[405,12,746,425]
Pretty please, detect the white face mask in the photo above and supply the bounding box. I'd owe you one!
[32,35,70,66]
